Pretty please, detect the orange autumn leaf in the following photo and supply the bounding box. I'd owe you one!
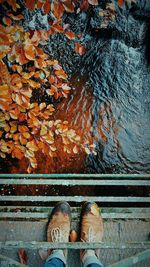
[7,0,19,12]
[2,16,12,26]
[65,31,75,40]
[75,43,86,56]
[24,44,36,60]
[7,13,24,20]
[25,0,35,10]
[18,125,28,133]
[12,147,24,159]
[37,0,43,9]
[118,0,124,6]
[51,1,64,19]
[43,0,51,14]
[26,140,38,152]
[55,69,68,79]
[15,45,29,65]
[62,0,75,13]
[27,79,40,89]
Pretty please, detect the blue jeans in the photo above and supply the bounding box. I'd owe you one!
[44,250,103,267]
[44,258,101,267]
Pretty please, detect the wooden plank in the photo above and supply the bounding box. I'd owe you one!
[0,241,150,250]
[1,179,150,186]
[1,196,150,202]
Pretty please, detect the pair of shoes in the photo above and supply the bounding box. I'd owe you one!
[46,201,103,260]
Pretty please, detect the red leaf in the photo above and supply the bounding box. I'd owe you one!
[75,43,86,56]
[118,0,124,6]
[2,16,12,26]
[43,0,51,14]
[25,0,35,10]
[62,0,75,13]
[65,31,75,40]
[51,1,64,18]
[80,0,89,11]
[18,248,27,264]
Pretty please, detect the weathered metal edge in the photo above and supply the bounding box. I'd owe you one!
[0,174,149,178]
[1,179,150,186]
[1,196,150,202]
[0,241,150,250]
[0,254,29,267]
[108,249,150,267]
[1,211,150,219]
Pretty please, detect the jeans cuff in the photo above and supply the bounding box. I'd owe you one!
[46,249,67,265]
[82,252,103,267]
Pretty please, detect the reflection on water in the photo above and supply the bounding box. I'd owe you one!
[0,3,150,175]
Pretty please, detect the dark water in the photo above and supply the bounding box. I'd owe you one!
[0,0,150,174]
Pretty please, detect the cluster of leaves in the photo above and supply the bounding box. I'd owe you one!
[0,0,100,172]
[0,0,135,172]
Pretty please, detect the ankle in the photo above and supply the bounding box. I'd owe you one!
[81,249,96,262]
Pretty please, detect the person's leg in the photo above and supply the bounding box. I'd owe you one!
[80,202,104,267]
[42,201,71,267]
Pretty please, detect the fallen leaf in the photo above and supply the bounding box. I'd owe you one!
[24,44,36,60]
[75,43,86,56]
[25,0,35,10]
[18,248,27,264]
[2,16,12,26]
[65,31,75,40]
[88,0,98,5]
[118,0,124,6]
[43,0,51,14]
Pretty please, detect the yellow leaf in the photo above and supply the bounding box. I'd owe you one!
[26,140,38,151]
[73,145,78,154]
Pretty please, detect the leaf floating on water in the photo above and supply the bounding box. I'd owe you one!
[51,1,64,19]
[24,44,36,61]
[88,0,98,5]
[26,140,38,152]
[65,31,75,40]
[2,16,12,26]
[18,248,27,264]
[25,0,35,10]
[118,0,124,6]
[73,145,78,154]
[75,43,86,56]
[43,0,51,14]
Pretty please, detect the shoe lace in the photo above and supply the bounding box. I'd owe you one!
[81,226,96,242]
[51,227,62,242]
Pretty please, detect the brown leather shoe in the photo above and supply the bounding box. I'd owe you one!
[80,202,103,259]
[47,201,71,257]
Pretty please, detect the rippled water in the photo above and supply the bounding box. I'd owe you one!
[0,1,150,174]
